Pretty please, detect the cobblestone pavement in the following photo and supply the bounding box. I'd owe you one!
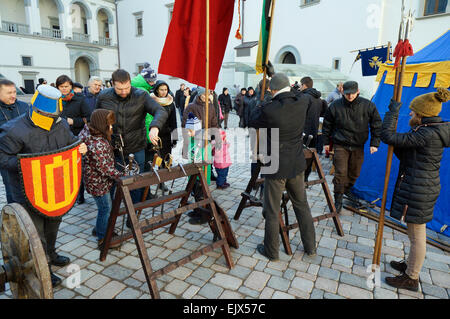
[0,112,449,300]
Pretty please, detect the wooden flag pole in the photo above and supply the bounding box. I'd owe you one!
[204,0,210,178]
[260,0,276,101]
[372,8,412,270]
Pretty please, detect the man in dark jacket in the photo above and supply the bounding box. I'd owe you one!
[218,88,232,129]
[297,76,328,182]
[234,88,247,128]
[243,87,257,128]
[83,76,103,114]
[0,79,29,203]
[322,81,382,213]
[249,73,316,261]
[175,83,186,118]
[95,69,168,204]
[382,88,450,291]
[0,84,87,287]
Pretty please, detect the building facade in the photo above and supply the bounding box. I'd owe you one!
[0,0,119,93]
[118,0,449,97]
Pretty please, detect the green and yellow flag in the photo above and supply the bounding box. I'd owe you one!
[256,0,273,74]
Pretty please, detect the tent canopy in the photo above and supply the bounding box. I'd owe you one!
[354,30,450,237]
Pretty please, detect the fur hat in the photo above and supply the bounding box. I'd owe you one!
[409,87,450,117]
[89,109,116,141]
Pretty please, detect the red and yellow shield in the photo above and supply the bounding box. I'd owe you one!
[18,141,82,218]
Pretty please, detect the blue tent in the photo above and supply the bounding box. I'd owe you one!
[353,30,450,237]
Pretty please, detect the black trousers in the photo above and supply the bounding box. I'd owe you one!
[28,212,62,262]
[262,172,316,259]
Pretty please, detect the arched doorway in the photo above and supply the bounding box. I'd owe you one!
[74,57,91,86]
[275,45,301,65]
[281,52,296,64]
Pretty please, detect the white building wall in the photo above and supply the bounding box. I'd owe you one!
[117,0,450,96]
[0,0,119,91]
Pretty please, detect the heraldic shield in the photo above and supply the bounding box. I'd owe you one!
[18,141,82,218]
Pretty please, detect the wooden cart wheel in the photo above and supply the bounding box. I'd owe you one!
[1,203,53,299]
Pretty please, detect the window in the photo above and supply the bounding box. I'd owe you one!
[332,58,341,71]
[134,12,144,36]
[424,0,448,16]
[22,56,32,66]
[301,0,320,7]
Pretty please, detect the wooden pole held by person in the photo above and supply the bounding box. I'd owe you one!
[372,8,413,270]
[204,0,210,178]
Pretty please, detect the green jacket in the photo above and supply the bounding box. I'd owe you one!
[131,74,154,143]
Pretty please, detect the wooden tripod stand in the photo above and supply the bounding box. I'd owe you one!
[99,162,237,299]
[234,148,344,255]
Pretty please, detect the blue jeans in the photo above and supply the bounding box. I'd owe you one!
[215,167,229,186]
[114,149,146,204]
[0,169,13,203]
[93,193,112,241]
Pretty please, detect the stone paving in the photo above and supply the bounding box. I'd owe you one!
[0,112,449,300]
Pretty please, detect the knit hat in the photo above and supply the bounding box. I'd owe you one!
[141,62,157,82]
[185,112,201,132]
[269,73,290,91]
[409,87,450,117]
[89,109,116,141]
[196,86,206,96]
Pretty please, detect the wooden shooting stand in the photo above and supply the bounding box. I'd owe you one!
[234,148,344,255]
[99,162,237,299]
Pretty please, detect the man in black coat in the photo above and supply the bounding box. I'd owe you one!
[0,79,29,203]
[95,69,168,204]
[382,88,450,291]
[249,73,316,261]
[322,81,382,213]
[175,83,186,118]
[296,76,328,182]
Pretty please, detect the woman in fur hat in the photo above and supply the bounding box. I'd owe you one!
[79,109,124,250]
[382,88,450,291]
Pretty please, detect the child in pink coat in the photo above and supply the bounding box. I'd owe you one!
[213,130,232,189]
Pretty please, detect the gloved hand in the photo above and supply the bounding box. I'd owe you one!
[388,99,402,113]
[171,140,177,148]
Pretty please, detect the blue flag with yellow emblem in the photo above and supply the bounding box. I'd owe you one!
[359,46,390,76]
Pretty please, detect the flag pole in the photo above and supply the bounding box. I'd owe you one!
[372,8,413,270]
[204,0,210,178]
[260,0,276,101]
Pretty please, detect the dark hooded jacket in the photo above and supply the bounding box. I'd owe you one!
[296,88,328,147]
[95,87,168,155]
[381,107,450,224]
[218,91,232,113]
[243,90,258,128]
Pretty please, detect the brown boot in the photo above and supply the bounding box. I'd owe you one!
[385,273,419,291]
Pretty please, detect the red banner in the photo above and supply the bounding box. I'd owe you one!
[158,0,235,89]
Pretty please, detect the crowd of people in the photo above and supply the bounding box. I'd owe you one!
[0,62,448,294]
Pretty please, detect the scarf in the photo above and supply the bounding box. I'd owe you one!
[150,93,173,107]
[61,90,75,106]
